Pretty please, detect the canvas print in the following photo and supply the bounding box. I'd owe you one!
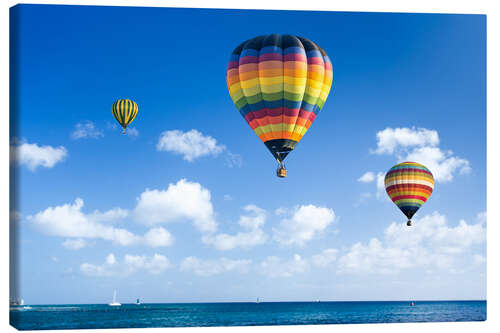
[9,4,486,330]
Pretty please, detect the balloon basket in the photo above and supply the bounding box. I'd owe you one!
[277,166,287,178]
[407,220,412,227]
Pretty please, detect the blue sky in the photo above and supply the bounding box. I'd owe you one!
[11,4,486,304]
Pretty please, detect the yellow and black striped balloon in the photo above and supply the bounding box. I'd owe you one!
[112,99,138,134]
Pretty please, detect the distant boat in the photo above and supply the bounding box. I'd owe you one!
[10,298,24,306]
[136,298,141,305]
[256,298,260,303]
[410,301,415,306]
[109,290,121,307]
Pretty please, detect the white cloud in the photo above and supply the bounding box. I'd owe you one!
[143,227,174,247]
[134,179,217,233]
[29,198,174,248]
[106,253,116,265]
[62,238,88,250]
[106,121,119,130]
[338,212,486,274]
[11,141,67,171]
[124,254,171,275]
[126,127,139,137]
[202,205,267,250]
[473,254,486,266]
[28,198,139,246]
[311,248,339,267]
[156,129,225,162]
[273,205,336,246]
[404,146,471,182]
[80,263,111,277]
[338,238,413,274]
[357,172,375,183]
[80,253,171,277]
[373,127,439,155]
[259,254,308,278]
[375,172,386,199]
[70,121,104,140]
[384,212,486,250]
[89,208,129,223]
[476,211,486,225]
[225,151,243,168]
[354,192,372,207]
[370,127,470,183]
[180,257,251,276]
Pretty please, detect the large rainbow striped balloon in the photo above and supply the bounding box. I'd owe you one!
[384,162,435,223]
[226,34,333,163]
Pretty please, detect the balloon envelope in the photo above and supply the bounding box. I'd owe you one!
[112,99,138,132]
[226,34,333,162]
[384,162,434,220]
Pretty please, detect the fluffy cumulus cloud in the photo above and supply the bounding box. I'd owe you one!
[371,127,470,182]
[180,257,252,276]
[357,172,375,183]
[373,127,440,155]
[29,198,174,248]
[28,198,138,246]
[89,208,129,223]
[311,248,339,268]
[80,253,171,277]
[134,179,217,233]
[70,121,104,140]
[143,227,174,247]
[273,205,336,246]
[202,205,267,250]
[357,171,388,200]
[404,146,471,182]
[338,212,486,274]
[125,127,139,137]
[11,141,67,171]
[180,250,340,278]
[375,172,386,199]
[156,129,225,162]
[259,254,308,278]
[62,238,88,250]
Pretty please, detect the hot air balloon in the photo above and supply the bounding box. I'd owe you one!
[226,34,333,177]
[112,99,138,134]
[384,162,434,226]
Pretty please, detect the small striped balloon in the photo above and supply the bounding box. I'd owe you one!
[384,162,434,222]
[112,99,139,134]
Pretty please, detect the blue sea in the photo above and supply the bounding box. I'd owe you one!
[10,301,486,330]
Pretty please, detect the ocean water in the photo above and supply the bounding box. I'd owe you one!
[10,301,486,330]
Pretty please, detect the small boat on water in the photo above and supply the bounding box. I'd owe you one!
[10,298,24,306]
[410,301,415,306]
[109,290,121,307]
[136,298,141,305]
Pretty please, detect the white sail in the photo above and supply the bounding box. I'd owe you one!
[109,290,121,306]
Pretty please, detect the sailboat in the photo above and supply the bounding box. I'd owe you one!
[136,298,141,305]
[109,290,121,307]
